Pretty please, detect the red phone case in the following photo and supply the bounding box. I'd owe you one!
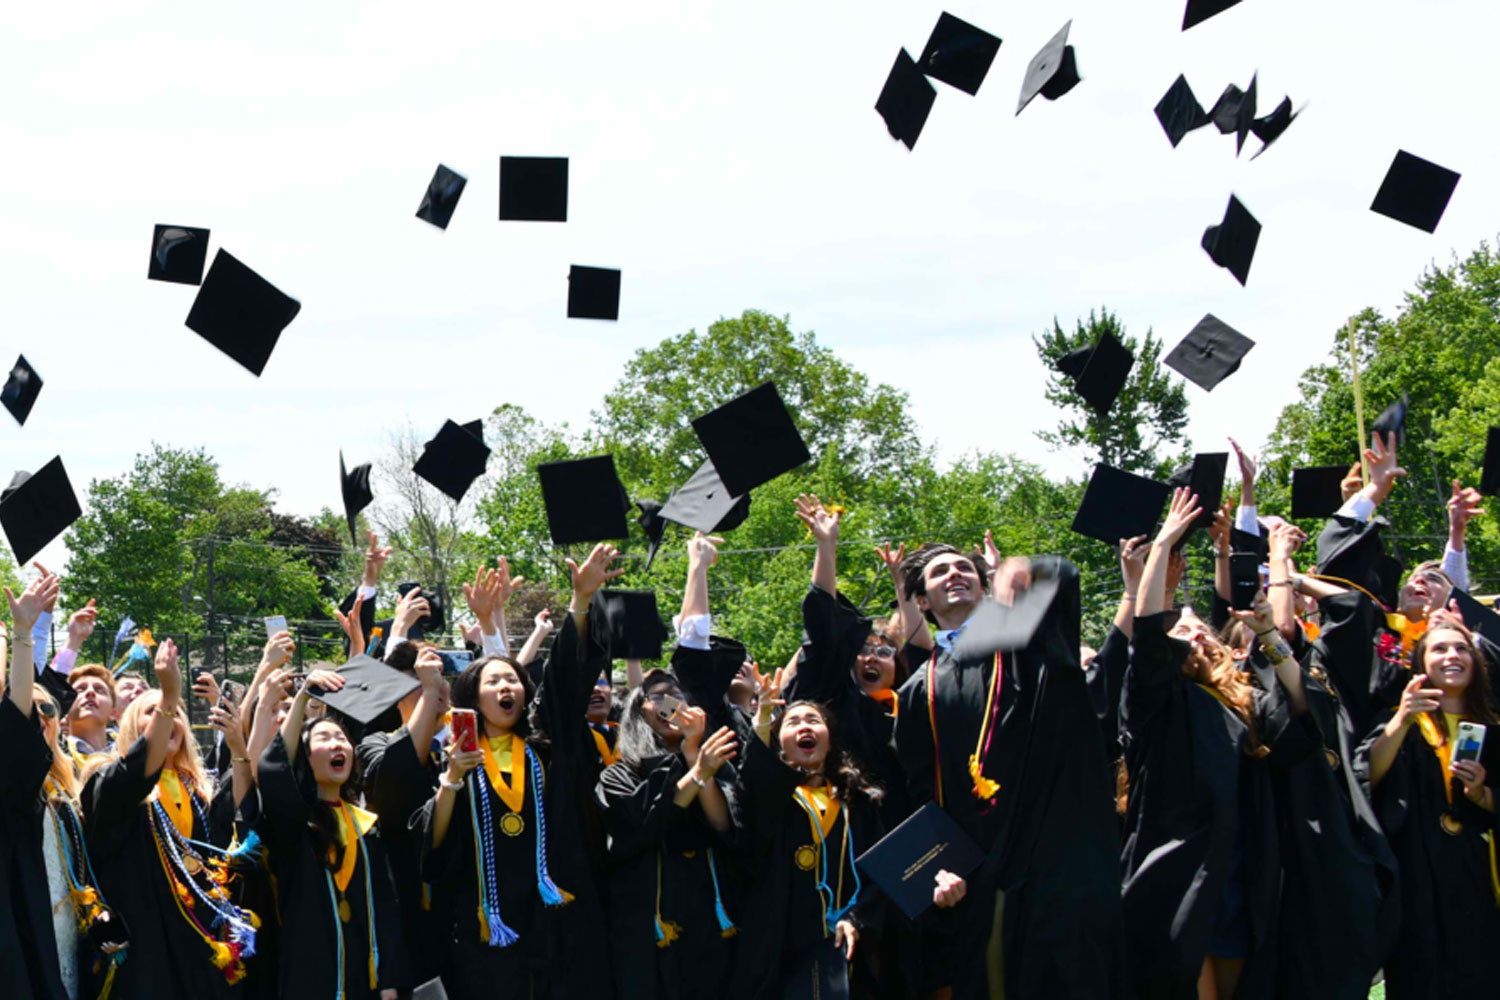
[451,710,478,753]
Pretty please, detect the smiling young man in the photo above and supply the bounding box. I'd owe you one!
[893,542,1125,1000]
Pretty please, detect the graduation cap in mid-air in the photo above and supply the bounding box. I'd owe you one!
[499,156,568,222]
[1071,464,1171,545]
[950,575,1064,661]
[0,457,82,565]
[1165,315,1255,392]
[1481,426,1500,496]
[1371,393,1409,447]
[918,12,1002,96]
[567,265,621,320]
[635,498,668,572]
[1155,75,1209,148]
[1183,0,1243,30]
[875,49,936,150]
[1290,465,1350,519]
[339,452,374,546]
[659,459,751,534]
[412,419,491,503]
[1055,330,1135,414]
[1016,20,1081,116]
[184,249,301,376]
[1249,96,1304,160]
[416,164,467,230]
[537,454,631,545]
[596,589,670,660]
[1166,453,1229,531]
[1207,74,1257,156]
[691,382,810,497]
[1371,151,1461,234]
[148,225,210,285]
[1,356,42,426]
[1202,194,1261,286]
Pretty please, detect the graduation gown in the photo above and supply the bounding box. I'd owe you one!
[357,723,444,985]
[256,734,409,1000]
[417,610,612,1000]
[595,754,743,1000]
[1085,624,1130,767]
[893,556,1125,1000]
[81,738,244,1000]
[1356,715,1500,999]
[1118,614,1319,1000]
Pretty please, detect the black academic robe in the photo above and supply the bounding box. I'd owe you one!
[0,696,72,1000]
[1118,614,1319,1000]
[1085,623,1129,767]
[595,754,743,1000]
[1356,715,1500,999]
[81,738,244,1000]
[357,724,444,985]
[256,734,409,1000]
[893,556,1125,1000]
[417,611,612,1000]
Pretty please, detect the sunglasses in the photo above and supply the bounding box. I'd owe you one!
[36,699,58,720]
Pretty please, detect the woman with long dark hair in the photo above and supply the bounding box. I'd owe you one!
[596,669,741,1000]
[256,667,409,1000]
[1359,617,1500,996]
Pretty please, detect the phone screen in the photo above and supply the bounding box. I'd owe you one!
[438,650,473,675]
[1229,553,1261,611]
[656,693,683,721]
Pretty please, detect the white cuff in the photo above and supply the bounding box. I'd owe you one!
[481,632,508,657]
[672,613,712,650]
[1234,505,1260,535]
[1442,544,1470,592]
[356,585,377,600]
[386,635,407,654]
[1336,494,1376,523]
[51,648,78,676]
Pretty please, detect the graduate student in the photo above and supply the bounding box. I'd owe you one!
[891,531,1124,1000]
[595,668,741,1000]
[1359,617,1500,997]
[81,637,260,1000]
[419,542,620,1000]
[256,665,410,1000]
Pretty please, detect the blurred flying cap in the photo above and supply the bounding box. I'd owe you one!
[950,576,1063,660]
[537,454,630,545]
[1370,151,1460,233]
[1016,20,1081,116]
[412,419,491,503]
[184,249,301,376]
[1065,330,1135,414]
[1183,0,1242,30]
[148,225,210,285]
[1370,393,1409,447]
[1290,465,1348,519]
[1481,426,1500,495]
[2,355,42,426]
[567,265,621,320]
[308,654,421,725]
[1165,315,1255,391]
[597,589,669,660]
[1155,75,1208,148]
[635,498,667,572]
[416,164,467,230]
[918,13,1002,96]
[1070,464,1171,544]
[1166,452,1228,530]
[1448,588,1500,649]
[1207,74,1256,156]
[1249,97,1303,160]
[1201,194,1260,286]
[499,156,568,222]
[691,382,811,497]
[339,451,374,545]
[875,49,936,150]
[659,458,751,534]
[0,457,82,565]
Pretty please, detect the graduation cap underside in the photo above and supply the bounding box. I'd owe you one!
[1166,452,1228,531]
[537,454,630,545]
[1208,75,1256,156]
[1165,314,1254,392]
[1371,393,1409,447]
[1482,426,1500,496]
[1071,464,1170,545]
[1183,0,1243,30]
[499,156,568,222]
[918,12,1002,96]
[691,382,810,498]
[597,589,669,660]
[876,49,936,150]
[184,249,301,376]
[416,164,467,230]
[148,224,210,285]
[1450,588,1500,649]
[0,456,82,566]
[950,576,1064,660]
[1016,20,1081,116]
[412,419,490,503]
[1371,151,1460,234]
[1202,194,1260,286]
[1060,331,1134,414]
[1290,465,1349,519]
[2,355,42,426]
[568,265,621,321]
[659,458,750,534]
[308,654,421,725]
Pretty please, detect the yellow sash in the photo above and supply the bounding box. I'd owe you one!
[591,727,620,767]
[155,769,196,839]
[796,785,841,840]
[329,801,379,892]
[481,734,527,814]
[1416,712,1460,804]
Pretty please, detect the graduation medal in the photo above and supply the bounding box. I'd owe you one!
[338,894,353,923]
[500,811,525,837]
[1440,812,1463,836]
[482,735,528,836]
[1324,749,1340,771]
[182,851,205,876]
[794,845,817,871]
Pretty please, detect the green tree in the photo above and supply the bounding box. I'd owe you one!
[1033,308,1190,476]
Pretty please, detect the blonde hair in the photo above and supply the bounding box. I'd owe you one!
[34,689,78,800]
[1181,633,1260,750]
[104,691,212,796]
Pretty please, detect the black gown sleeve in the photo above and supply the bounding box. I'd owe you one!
[784,585,873,706]
[0,697,52,818]
[893,668,936,805]
[255,733,312,850]
[82,736,159,855]
[1120,613,1187,748]
[596,758,693,859]
[1085,625,1129,749]
[728,713,804,844]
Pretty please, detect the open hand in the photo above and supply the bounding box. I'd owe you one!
[1364,432,1407,503]
[1448,480,1485,536]
[1390,673,1444,733]
[362,531,393,587]
[686,531,724,569]
[695,725,738,778]
[794,494,841,544]
[5,570,60,634]
[1155,488,1201,549]
[567,543,625,606]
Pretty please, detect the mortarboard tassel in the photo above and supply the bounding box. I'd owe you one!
[708,849,738,938]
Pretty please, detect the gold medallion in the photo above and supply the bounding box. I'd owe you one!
[1325,749,1340,771]
[338,897,353,923]
[500,812,525,837]
[182,853,204,876]
[1440,812,1463,836]
[794,845,817,871]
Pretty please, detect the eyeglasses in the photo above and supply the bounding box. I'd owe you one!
[861,644,896,659]
[644,691,682,704]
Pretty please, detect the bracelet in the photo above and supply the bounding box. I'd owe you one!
[439,776,464,791]
[1120,595,1134,603]
[1266,580,1293,589]
[688,772,707,790]
[232,756,251,765]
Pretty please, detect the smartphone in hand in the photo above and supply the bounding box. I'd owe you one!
[655,693,684,723]
[451,708,479,753]
[264,615,288,639]
[1455,721,1487,765]
[1228,553,1261,612]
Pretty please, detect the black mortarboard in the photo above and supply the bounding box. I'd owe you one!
[951,575,1064,660]
[596,589,669,660]
[1290,465,1349,519]
[1165,314,1255,391]
[412,419,491,503]
[1183,0,1242,30]
[1481,426,1500,496]
[1071,464,1171,544]
[1449,589,1500,649]
[2,355,42,426]
[36,665,78,718]
[1016,20,1081,116]
[308,654,421,725]
[1067,331,1135,414]
[918,12,1002,96]
[691,382,811,497]
[1370,151,1460,234]
[658,458,751,534]
[1201,194,1260,286]
[1249,96,1302,160]
[339,451,374,546]
[1055,344,1092,379]
[499,156,568,222]
[1166,452,1228,531]
[184,249,301,376]
[875,49,936,150]
[567,265,621,320]
[416,164,467,230]
[148,225,210,285]
[0,457,82,565]
[635,498,667,573]
[1155,75,1208,148]
[537,454,630,545]
[1370,393,1409,447]
[1207,74,1256,156]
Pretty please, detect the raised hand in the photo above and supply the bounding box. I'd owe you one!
[362,531,393,587]
[209,699,247,756]
[686,531,724,569]
[1229,591,1276,635]
[990,556,1032,606]
[5,570,60,634]
[462,564,498,625]
[794,494,841,544]
[695,726,738,778]
[1364,432,1407,503]
[1389,673,1443,733]
[155,638,182,704]
[1229,436,1257,501]
[1206,504,1232,553]
[492,556,524,606]
[1155,488,1201,549]
[1340,463,1364,503]
[566,543,625,607]
[676,704,708,750]
[192,669,222,707]
[263,630,297,670]
[1267,521,1307,562]
[304,669,346,695]
[532,608,555,636]
[414,646,444,690]
[1448,480,1485,540]
[1118,535,1149,592]
[32,563,59,614]
[875,541,906,585]
[66,599,98,649]
[392,586,431,636]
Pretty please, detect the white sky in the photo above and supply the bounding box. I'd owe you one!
[2,0,1497,572]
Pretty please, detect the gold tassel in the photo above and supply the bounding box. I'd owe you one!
[477,906,490,944]
[968,755,1000,800]
[720,925,739,939]
[207,940,234,970]
[369,953,378,990]
[94,959,118,1000]
[655,920,681,948]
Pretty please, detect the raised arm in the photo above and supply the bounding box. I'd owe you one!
[144,640,184,777]
[1265,522,1307,643]
[1114,536,1147,640]
[405,647,446,763]
[1139,489,1201,617]
[247,669,295,779]
[279,668,346,758]
[5,571,58,715]
[1233,592,1307,715]
[1444,479,1482,592]
[517,609,554,668]
[876,542,931,651]
[207,694,254,808]
[795,494,841,596]
[1366,674,1444,787]
[679,532,721,624]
